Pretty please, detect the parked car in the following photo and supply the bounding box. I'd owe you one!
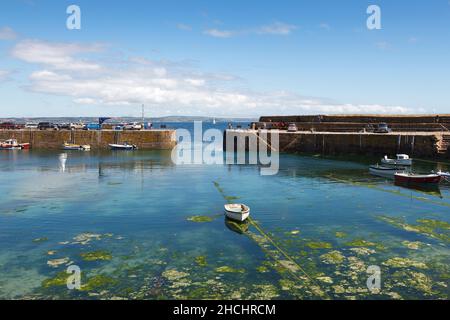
[287,123,298,132]
[84,123,102,130]
[58,123,71,130]
[25,123,39,129]
[38,122,59,130]
[374,123,392,133]
[0,122,21,130]
[124,122,143,130]
[70,122,85,130]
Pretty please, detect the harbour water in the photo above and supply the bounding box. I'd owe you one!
[0,122,449,300]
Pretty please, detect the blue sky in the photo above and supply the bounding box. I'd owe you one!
[0,0,449,117]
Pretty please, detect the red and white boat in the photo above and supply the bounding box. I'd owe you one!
[0,139,31,150]
[394,172,442,185]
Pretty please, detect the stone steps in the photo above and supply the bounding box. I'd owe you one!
[437,135,450,154]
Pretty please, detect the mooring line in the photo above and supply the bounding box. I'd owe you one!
[248,217,329,299]
[212,180,330,299]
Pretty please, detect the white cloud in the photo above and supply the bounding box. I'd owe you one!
[12,39,414,117]
[11,40,104,71]
[0,27,17,40]
[203,22,298,38]
[203,29,234,38]
[257,22,298,35]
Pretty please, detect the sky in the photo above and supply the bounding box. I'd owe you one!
[0,0,449,117]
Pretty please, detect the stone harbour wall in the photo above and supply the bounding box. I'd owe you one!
[224,130,445,159]
[0,129,177,150]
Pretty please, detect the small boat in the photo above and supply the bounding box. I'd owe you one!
[394,172,442,185]
[109,142,138,150]
[437,171,450,178]
[369,164,405,178]
[63,143,91,151]
[381,154,412,166]
[0,139,30,150]
[437,171,450,183]
[224,204,250,222]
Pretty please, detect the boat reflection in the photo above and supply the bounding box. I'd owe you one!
[395,181,442,198]
[225,218,249,235]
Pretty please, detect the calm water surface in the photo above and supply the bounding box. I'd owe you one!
[0,125,449,299]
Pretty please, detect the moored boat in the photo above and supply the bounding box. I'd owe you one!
[394,172,442,185]
[437,171,450,178]
[109,142,138,150]
[224,204,250,222]
[381,154,412,166]
[437,171,450,183]
[0,139,30,150]
[369,164,405,178]
[63,143,91,151]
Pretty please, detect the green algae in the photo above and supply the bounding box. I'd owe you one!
[251,284,279,300]
[349,247,376,256]
[215,266,245,274]
[401,241,424,250]
[81,275,117,291]
[72,233,103,245]
[162,269,189,281]
[316,276,333,284]
[256,265,269,273]
[80,250,112,262]
[306,242,333,249]
[187,216,214,223]
[47,257,70,268]
[42,271,69,288]
[382,257,428,269]
[378,216,450,243]
[344,239,376,247]
[33,237,48,243]
[320,251,345,264]
[224,196,240,202]
[195,256,208,267]
[213,181,224,193]
[335,232,347,239]
[392,270,435,295]
[417,219,450,230]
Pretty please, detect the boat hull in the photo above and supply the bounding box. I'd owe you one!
[109,144,137,150]
[395,173,442,185]
[369,166,405,178]
[63,144,90,151]
[225,211,250,222]
[224,204,250,222]
[0,141,30,150]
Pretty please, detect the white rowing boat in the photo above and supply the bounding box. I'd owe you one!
[63,143,91,151]
[369,164,405,178]
[224,204,250,222]
[109,143,138,150]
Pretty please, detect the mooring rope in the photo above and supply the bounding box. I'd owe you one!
[213,180,330,299]
[248,217,329,298]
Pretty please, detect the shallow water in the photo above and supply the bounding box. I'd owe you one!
[0,131,449,300]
